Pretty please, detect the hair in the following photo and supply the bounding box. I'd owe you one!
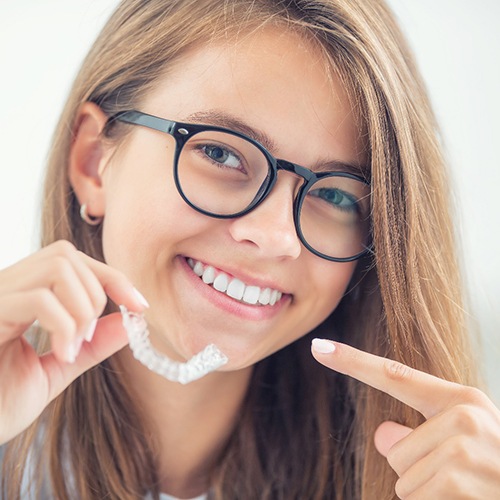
[2,0,479,498]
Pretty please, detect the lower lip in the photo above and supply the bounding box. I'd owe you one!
[178,256,289,321]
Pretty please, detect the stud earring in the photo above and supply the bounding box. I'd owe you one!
[80,203,102,226]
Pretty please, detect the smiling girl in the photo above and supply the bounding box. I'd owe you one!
[1,1,499,499]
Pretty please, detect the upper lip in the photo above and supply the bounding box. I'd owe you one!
[184,255,290,294]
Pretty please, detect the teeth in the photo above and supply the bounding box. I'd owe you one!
[202,266,216,284]
[193,261,204,277]
[226,278,245,301]
[243,285,260,305]
[187,258,283,306]
[269,289,278,306]
[259,287,271,305]
[213,273,229,292]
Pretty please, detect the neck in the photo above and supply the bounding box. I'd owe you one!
[116,348,253,498]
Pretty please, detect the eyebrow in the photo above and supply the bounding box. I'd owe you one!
[184,109,369,179]
[310,159,369,179]
[185,110,278,153]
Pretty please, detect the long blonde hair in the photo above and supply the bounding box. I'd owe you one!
[2,1,477,498]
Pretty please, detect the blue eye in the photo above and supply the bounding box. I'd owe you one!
[202,144,241,169]
[310,187,358,211]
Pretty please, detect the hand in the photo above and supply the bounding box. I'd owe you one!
[311,338,500,499]
[0,240,148,445]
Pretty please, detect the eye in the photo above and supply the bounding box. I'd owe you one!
[309,187,358,212]
[202,144,242,169]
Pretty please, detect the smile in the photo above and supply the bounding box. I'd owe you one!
[187,258,283,306]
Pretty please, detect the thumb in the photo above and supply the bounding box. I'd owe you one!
[40,312,129,401]
[374,420,413,457]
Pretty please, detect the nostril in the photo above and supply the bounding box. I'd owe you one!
[228,209,301,259]
[270,226,302,259]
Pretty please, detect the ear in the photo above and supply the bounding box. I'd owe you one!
[69,102,113,218]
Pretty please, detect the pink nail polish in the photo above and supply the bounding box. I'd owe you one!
[74,337,83,355]
[312,338,336,354]
[84,319,98,342]
[133,287,150,308]
[65,343,77,364]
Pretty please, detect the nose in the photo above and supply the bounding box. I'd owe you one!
[228,173,302,260]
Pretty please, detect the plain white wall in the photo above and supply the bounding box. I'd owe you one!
[0,1,499,400]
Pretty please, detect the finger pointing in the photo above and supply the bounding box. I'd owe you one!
[311,339,464,419]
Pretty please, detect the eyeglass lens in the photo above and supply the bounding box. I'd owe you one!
[176,130,371,260]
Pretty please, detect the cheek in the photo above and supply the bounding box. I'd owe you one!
[100,166,222,290]
[307,261,356,319]
[99,150,186,267]
[275,262,355,355]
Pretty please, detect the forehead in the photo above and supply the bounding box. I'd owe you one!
[140,28,367,169]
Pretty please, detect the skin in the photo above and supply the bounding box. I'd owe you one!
[91,30,364,495]
[94,32,364,370]
[1,29,365,497]
[0,242,145,444]
[1,26,498,499]
[312,340,500,499]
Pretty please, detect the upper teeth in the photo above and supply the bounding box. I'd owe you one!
[187,258,283,306]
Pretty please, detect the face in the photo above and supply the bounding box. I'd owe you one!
[99,29,367,370]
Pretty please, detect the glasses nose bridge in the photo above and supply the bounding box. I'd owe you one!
[257,158,310,206]
[275,159,314,184]
[271,159,314,205]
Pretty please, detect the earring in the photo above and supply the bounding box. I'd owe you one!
[80,203,102,226]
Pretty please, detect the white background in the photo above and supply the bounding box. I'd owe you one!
[0,1,499,401]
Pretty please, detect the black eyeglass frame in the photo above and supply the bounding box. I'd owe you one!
[108,110,372,262]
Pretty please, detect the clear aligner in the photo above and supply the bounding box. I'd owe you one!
[119,306,228,384]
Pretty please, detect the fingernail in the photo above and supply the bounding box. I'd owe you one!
[84,318,98,342]
[312,338,336,354]
[65,342,77,364]
[74,336,83,355]
[133,287,149,308]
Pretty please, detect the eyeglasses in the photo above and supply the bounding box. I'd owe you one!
[108,110,372,262]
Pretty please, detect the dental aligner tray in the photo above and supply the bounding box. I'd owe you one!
[120,306,228,384]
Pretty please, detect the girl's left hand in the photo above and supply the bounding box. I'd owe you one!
[311,339,500,499]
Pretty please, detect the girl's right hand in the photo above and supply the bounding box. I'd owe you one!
[0,240,148,446]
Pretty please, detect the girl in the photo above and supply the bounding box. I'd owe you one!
[1,0,499,498]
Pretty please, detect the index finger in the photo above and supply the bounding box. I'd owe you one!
[311,339,464,419]
[78,252,149,312]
